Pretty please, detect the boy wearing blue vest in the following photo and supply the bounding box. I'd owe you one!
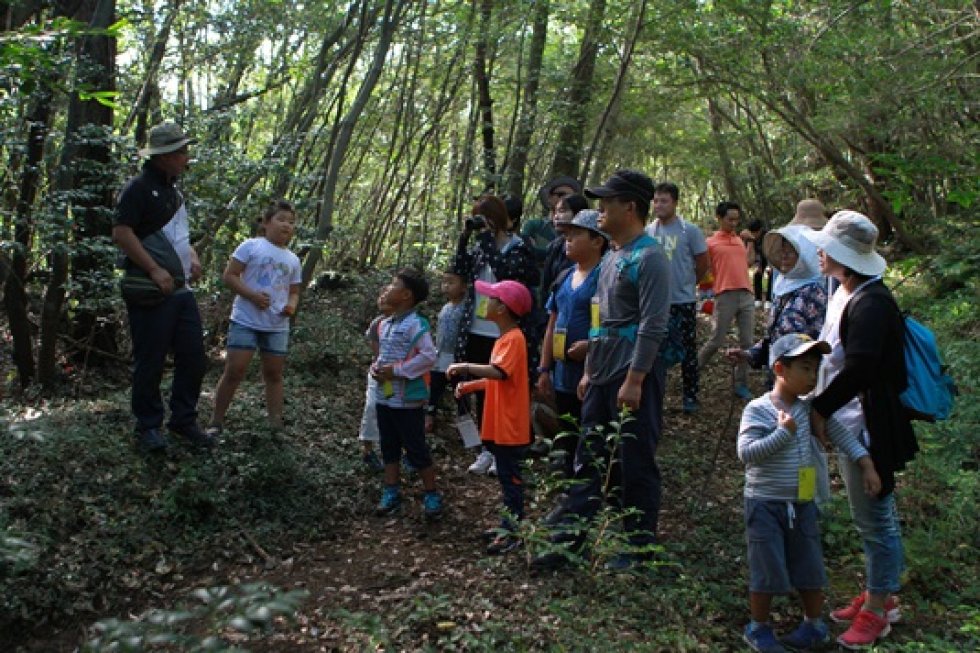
[738,333,880,652]
[372,269,442,520]
[532,169,670,571]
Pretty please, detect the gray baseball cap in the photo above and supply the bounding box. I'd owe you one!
[567,209,608,240]
[769,333,831,369]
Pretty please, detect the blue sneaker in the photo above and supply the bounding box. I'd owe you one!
[422,490,444,520]
[781,619,829,650]
[375,485,402,516]
[734,383,754,401]
[682,398,700,414]
[743,623,786,653]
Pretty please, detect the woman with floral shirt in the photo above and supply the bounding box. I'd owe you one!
[729,224,827,387]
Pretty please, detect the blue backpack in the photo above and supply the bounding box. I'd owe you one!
[900,316,955,422]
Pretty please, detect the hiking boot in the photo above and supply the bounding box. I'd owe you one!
[375,485,402,516]
[205,424,224,440]
[837,610,891,649]
[170,423,216,449]
[486,533,521,555]
[743,623,786,653]
[780,619,829,650]
[734,383,754,401]
[422,490,444,520]
[467,450,494,475]
[135,428,168,454]
[830,593,901,624]
[362,450,384,473]
[682,398,700,414]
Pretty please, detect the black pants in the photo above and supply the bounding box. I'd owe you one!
[126,291,206,432]
[557,365,665,547]
[672,303,699,403]
[486,442,528,530]
[552,390,583,478]
[427,370,466,417]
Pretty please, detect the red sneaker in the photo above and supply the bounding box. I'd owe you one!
[837,609,892,649]
[830,593,901,624]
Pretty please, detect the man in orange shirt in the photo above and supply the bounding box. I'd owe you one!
[449,280,532,555]
[699,201,755,399]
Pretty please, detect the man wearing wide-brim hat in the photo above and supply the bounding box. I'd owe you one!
[112,122,213,453]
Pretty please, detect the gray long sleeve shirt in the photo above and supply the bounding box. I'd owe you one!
[585,233,671,385]
[738,395,869,501]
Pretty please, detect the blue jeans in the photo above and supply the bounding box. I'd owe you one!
[839,453,904,594]
[126,290,206,432]
[556,365,665,547]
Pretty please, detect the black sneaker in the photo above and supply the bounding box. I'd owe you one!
[171,423,216,449]
[135,427,169,454]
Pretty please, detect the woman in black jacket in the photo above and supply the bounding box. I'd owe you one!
[453,194,539,475]
[805,211,917,650]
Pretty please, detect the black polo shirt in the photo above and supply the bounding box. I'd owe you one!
[114,161,185,239]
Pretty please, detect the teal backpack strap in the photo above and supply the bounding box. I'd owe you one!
[618,233,658,285]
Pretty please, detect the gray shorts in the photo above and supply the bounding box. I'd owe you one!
[745,498,827,594]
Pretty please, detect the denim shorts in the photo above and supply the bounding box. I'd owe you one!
[745,498,827,593]
[226,321,290,355]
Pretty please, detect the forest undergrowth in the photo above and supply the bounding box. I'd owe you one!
[1,268,977,652]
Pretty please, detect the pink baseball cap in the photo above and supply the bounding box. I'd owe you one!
[475,280,533,317]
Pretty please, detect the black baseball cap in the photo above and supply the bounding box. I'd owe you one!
[584,169,655,204]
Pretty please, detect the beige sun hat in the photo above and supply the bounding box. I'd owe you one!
[803,210,887,276]
[138,122,198,157]
[788,199,827,230]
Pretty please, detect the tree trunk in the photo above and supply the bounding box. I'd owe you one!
[473,0,497,191]
[549,0,606,179]
[581,0,645,183]
[3,99,50,387]
[301,0,406,284]
[123,0,179,142]
[504,0,549,198]
[39,0,116,388]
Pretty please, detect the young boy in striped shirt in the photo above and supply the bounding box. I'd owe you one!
[737,333,881,652]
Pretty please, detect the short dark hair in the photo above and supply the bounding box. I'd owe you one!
[613,169,654,219]
[748,219,764,232]
[654,182,679,202]
[256,199,294,235]
[396,268,429,305]
[715,200,741,218]
[263,199,295,221]
[558,193,590,215]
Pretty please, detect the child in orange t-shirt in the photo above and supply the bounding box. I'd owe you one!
[449,279,531,555]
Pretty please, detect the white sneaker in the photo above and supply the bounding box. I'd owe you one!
[764,301,772,309]
[488,458,497,476]
[754,300,762,308]
[467,450,494,475]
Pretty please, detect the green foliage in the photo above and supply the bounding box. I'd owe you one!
[83,583,309,652]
